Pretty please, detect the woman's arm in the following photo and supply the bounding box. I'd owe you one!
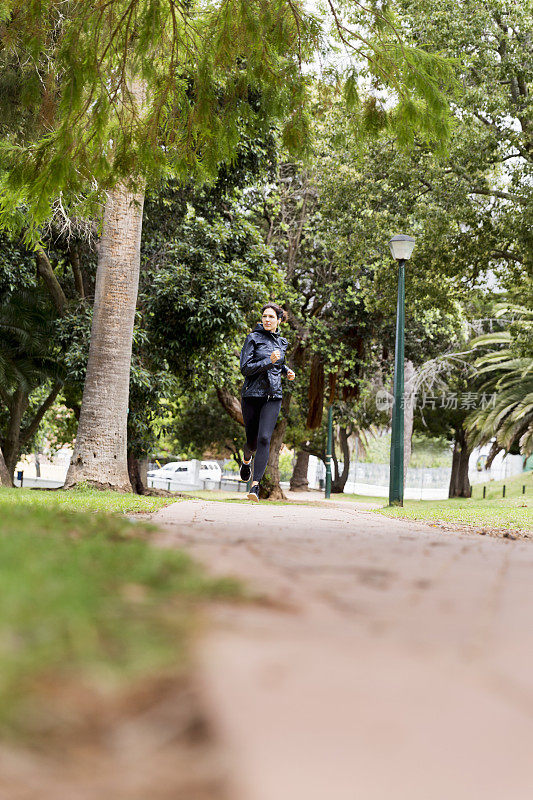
[281,364,295,380]
[240,336,272,377]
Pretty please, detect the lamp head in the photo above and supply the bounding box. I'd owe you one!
[389,234,415,261]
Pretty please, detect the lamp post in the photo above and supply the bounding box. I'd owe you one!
[388,234,415,507]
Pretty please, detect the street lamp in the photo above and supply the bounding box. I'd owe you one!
[388,234,415,506]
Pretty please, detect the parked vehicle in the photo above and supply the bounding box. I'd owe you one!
[147,460,222,483]
[199,461,223,482]
[147,461,185,478]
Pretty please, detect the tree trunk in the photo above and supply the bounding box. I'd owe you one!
[65,180,145,491]
[0,445,12,487]
[448,426,472,498]
[290,449,309,491]
[260,393,292,499]
[306,353,324,429]
[3,388,28,477]
[20,382,62,448]
[260,415,287,500]
[63,75,147,492]
[68,243,85,299]
[331,425,351,493]
[35,250,67,314]
[139,457,148,486]
[216,387,244,426]
[127,451,145,495]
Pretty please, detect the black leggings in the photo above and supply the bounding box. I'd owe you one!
[241,396,282,484]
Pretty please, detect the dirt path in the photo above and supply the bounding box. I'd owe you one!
[154,499,533,800]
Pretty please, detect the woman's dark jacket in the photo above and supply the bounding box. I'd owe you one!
[240,323,289,399]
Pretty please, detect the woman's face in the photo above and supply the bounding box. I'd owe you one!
[262,307,279,332]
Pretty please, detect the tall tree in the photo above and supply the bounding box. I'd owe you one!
[65,80,147,489]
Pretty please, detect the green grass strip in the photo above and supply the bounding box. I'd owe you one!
[377,497,531,532]
[0,484,174,514]
[0,492,239,738]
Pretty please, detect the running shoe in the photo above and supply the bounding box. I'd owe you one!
[240,459,252,482]
[247,483,260,502]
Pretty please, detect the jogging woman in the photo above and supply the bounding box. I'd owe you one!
[239,303,295,501]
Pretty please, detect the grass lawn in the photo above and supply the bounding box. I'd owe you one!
[378,471,532,534]
[377,497,531,533]
[330,492,386,505]
[0,484,175,515]
[0,488,239,741]
[470,470,532,500]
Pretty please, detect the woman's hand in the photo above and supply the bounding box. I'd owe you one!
[270,349,281,364]
[287,369,295,381]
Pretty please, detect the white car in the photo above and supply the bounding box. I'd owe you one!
[147,461,185,479]
[199,461,222,482]
[147,460,222,483]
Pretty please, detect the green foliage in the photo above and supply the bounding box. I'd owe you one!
[0,233,36,297]
[30,393,77,457]
[467,305,533,456]
[279,449,294,481]
[299,0,532,458]
[0,288,59,393]
[0,0,321,233]
[0,0,458,237]
[140,179,283,395]
[143,201,279,372]
[0,126,284,464]
[396,0,532,289]
[159,389,244,461]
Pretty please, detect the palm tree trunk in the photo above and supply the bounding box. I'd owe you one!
[64,180,145,491]
[64,74,147,492]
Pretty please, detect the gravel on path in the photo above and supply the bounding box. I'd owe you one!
[154,499,533,800]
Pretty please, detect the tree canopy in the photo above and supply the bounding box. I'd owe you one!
[0,0,457,235]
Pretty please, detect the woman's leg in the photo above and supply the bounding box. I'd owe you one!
[241,397,264,461]
[252,399,282,483]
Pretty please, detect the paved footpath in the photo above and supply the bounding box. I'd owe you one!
[153,498,533,800]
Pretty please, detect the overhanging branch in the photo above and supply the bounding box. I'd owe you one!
[20,381,62,446]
